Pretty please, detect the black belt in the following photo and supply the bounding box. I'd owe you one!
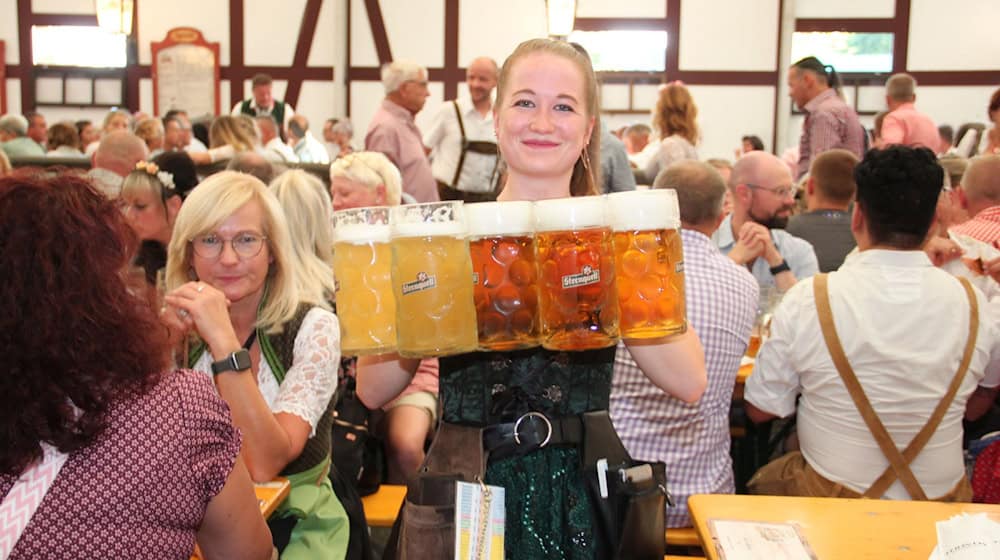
[482,412,583,462]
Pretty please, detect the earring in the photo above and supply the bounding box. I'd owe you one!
[581,147,591,171]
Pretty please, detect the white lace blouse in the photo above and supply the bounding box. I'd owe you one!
[193,307,341,436]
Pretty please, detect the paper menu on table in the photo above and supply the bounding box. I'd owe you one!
[928,513,1000,560]
[708,519,817,560]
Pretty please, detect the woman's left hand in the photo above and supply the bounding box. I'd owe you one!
[164,281,241,355]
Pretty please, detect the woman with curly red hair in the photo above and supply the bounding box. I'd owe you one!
[0,174,272,560]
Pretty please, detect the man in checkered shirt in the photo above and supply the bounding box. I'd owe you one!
[611,160,758,527]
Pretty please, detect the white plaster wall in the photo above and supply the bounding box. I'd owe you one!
[576,0,666,18]
[6,79,21,115]
[915,86,996,131]
[350,0,379,67]
[297,80,338,126]
[795,0,895,18]
[349,81,384,145]
[678,0,779,72]
[245,0,305,67]
[689,85,776,160]
[383,0,444,68]
[31,0,93,14]
[36,105,109,125]
[600,83,631,111]
[0,0,20,65]
[138,0,231,65]
[457,0,547,68]
[908,0,1000,71]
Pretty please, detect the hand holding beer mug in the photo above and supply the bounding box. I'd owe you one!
[535,196,619,351]
[747,286,780,358]
[332,206,397,356]
[607,189,687,339]
[390,201,478,358]
[466,201,540,351]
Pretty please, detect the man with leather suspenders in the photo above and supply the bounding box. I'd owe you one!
[744,146,1000,501]
[423,57,500,203]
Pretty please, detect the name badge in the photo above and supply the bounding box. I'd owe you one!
[455,480,505,560]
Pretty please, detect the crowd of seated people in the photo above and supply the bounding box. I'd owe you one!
[2,49,1000,560]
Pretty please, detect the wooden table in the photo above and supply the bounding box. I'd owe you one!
[255,477,291,519]
[688,493,1000,559]
[362,484,407,527]
[191,478,290,560]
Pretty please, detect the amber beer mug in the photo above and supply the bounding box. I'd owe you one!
[607,189,686,338]
[534,196,619,350]
[466,201,540,351]
[390,201,478,358]
[332,206,397,356]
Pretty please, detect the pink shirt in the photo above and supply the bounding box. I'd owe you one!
[880,102,939,149]
[797,88,866,179]
[365,100,440,203]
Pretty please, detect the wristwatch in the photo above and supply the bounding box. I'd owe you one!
[211,349,252,375]
[769,260,791,275]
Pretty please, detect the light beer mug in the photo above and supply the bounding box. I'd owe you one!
[466,201,540,351]
[332,206,397,356]
[390,201,478,358]
[534,196,619,351]
[607,189,687,338]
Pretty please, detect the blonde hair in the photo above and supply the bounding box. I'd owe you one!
[496,38,601,197]
[269,169,336,309]
[329,151,403,205]
[166,171,299,333]
[134,118,164,150]
[209,115,258,152]
[653,83,699,145]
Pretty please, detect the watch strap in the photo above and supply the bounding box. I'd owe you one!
[769,260,791,275]
[211,348,252,375]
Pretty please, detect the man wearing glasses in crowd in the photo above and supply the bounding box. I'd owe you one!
[712,151,819,291]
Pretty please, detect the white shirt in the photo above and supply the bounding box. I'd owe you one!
[746,249,1000,499]
[264,137,299,163]
[628,139,660,174]
[192,307,340,436]
[293,131,330,164]
[423,97,497,193]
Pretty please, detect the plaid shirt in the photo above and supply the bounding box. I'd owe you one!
[610,229,758,527]
[950,206,1000,248]
[796,88,866,179]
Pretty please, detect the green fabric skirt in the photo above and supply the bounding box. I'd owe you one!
[274,457,350,560]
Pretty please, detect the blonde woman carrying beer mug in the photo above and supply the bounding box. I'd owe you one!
[357,39,707,559]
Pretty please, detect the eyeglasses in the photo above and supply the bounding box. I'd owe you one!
[746,183,795,199]
[190,231,268,259]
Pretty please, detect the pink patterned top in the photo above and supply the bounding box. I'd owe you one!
[0,369,241,560]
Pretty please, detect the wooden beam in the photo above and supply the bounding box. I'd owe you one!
[284,0,326,108]
[443,0,459,100]
[16,0,33,110]
[229,0,246,108]
[795,19,895,33]
[575,18,668,31]
[892,0,910,74]
[364,0,393,65]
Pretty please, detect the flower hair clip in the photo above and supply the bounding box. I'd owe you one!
[135,161,176,192]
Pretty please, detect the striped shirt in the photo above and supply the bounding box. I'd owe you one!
[796,88,866,179]
[611,229,758,527]
[950,206,1000,248]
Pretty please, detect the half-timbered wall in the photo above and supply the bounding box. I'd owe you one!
[1,0,997,161]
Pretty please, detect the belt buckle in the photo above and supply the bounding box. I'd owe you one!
[513,411,552,448]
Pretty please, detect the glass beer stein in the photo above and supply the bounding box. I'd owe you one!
[331,206,397,356]
[466,201,540,351]
[607,189,687,338]
[534,196,619,351]
[390,201,478,358]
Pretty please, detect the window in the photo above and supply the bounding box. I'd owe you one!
[791,32,893,74]
[566,30,668,72]
[32,26,127,68]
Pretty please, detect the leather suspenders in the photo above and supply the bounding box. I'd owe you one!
[813,273,979,500]
[450,101,498,190]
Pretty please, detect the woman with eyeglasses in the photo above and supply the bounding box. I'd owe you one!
[161,171,350,559]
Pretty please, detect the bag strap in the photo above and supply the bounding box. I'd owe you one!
[451,100,469,188]
[813,274,978,500]
[865,276,980,498]
[0,444,70,557]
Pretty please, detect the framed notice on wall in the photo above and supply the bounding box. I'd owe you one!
[151,27,220,119]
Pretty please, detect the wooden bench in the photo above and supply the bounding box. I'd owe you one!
[665,556,705,560]
[665,526,701,547]
[361,484,407,527]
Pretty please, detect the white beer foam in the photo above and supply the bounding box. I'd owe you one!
[606,189,680,231]
[333,223,391,244]
[534,196,606,231]
[390,201,468,238]
[466,201,535,237]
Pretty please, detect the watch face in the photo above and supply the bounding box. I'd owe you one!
[234,349,252,370]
